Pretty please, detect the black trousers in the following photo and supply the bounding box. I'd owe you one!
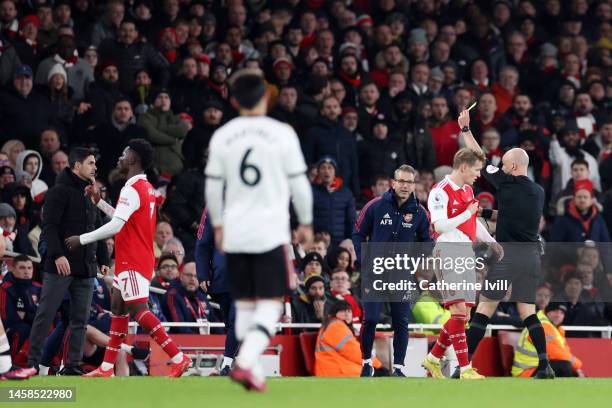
[27,273,94,368]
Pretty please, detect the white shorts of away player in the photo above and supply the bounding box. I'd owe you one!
[432,242,477,308]
[113,270,150,303]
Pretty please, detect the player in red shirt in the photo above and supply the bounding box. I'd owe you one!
[65,139,190,377]
[422,147,503,379]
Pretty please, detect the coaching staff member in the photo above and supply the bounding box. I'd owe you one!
[352,165,431,377]
[27,147,109,375]
[458,110,554,379]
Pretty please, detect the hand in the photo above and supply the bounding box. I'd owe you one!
[100,265,110,276]
[84,179,101,204]
[313,299,326,320]
[296,224,314,252]
[490,242,504,261]
[467,201,479,215]
[55,256,71,276]
[458,109,471,129]
[77,102,92,114]
[213,226,224,253]
[65,236,82,252]
[576,368,585,378]
[200,280,210,292]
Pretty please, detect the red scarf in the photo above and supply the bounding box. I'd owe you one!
[316,176,344,193]
[231,48,245,65]
[207,79,228,99]
[156,276,170,289]
[164,49,177,63]
[338,69,361,87]
[568,200,598,234]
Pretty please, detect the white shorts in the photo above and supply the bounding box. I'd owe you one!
[113,270,150,303]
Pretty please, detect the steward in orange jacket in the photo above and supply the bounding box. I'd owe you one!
[314,300,381,377]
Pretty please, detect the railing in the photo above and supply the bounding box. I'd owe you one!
[127,321,612,338]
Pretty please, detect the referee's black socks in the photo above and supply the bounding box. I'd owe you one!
[466,312,490,360]
[523,314,549,369]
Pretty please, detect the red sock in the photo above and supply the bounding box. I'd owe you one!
[102,314,129,367]
[448,314,469,367]
[431,321,452,358]
[135,310,180,358]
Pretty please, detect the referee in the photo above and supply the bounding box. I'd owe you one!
[458,110,555,379]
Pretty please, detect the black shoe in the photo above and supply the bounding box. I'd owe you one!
[219,365,231,376]
[391,368,406,377]
[534,364,555,379]
[360,363,374,377]
[131,347,150,361]
[57,366,86,376]
[451,365,460,379]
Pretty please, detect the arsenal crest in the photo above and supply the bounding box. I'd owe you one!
[403,213,413,222]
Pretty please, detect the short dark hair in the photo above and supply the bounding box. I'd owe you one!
[69,147,95,168]
[571,158,589,169]
[328,300,352,316]
[230,70,266,109]
[127,138,154,170]
[13,254,32,267]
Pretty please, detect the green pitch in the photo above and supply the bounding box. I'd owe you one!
[1,377,609,408]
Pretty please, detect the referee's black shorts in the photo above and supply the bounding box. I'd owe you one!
[225,245,294,299]
[481,244,541,303]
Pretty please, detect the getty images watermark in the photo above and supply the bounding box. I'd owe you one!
[359,242,612,303]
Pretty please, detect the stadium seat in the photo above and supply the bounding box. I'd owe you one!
[299,332,318,375]
[497,331,521,376]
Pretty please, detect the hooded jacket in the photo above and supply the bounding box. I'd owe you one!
[16,149,48,203]
[41,168,109,278]
[550,200,610,243]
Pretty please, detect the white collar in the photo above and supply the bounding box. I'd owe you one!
[125,173,147,186]
[445,175,464,191]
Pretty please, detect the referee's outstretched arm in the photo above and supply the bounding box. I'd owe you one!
[458,110,484,155]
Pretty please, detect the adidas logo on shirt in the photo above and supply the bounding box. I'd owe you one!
[380,213,393,225]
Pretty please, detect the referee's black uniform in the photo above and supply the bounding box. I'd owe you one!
[479,163,545,302]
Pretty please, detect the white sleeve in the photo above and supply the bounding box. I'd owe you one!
[96,199,115,217]
[428,188,472,234]
[476,219,496,243]
[79,217,126,245]
[113,185,140,222]
[284,126,312,225]
[204,132,225,179]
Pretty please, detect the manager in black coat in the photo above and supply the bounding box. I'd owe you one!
[27,148,110,375]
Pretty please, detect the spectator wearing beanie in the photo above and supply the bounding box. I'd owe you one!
[550,179,610,243]
[13,14,39,70]
[312,155,356,246]
[304,95,360,196]
[35,34,94,101]
[79,60,122,131]
[0,202,35,256]
[0,65,53,149]
[138,88,189,177]
[181,98,223,169]
[43,64,76,139]
[291,274,332,327]
[357,113,405,188]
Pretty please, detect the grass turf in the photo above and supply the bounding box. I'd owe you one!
[0,377,609,408]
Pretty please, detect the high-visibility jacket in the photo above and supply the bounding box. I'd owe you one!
[512,310,583,377]
[314,318,381,377]
[412,292,451,327]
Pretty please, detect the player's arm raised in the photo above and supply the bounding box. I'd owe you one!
[458,110,484,155]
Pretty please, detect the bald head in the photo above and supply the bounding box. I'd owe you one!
[502,148,529,175]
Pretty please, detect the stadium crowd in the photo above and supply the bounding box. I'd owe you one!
[0,0,611,375]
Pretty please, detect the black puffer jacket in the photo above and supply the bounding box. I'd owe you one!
[42,168,109,278]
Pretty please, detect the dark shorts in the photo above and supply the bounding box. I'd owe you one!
[226,245,293,299]
[481,245,541,303]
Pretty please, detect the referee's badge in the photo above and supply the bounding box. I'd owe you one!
[486,165,499,173]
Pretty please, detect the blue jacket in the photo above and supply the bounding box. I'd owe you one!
[352,190,432,262]
[550,204,610,243]
[0,272,42,329]
[312,182,356,246]
[162,279,214,334]
[194,208,228,294]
